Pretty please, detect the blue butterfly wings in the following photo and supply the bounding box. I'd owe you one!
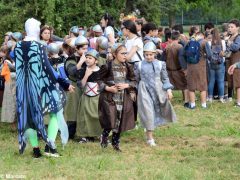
[15,41,65,153]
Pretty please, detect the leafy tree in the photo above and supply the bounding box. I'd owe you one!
[0,0,239,42]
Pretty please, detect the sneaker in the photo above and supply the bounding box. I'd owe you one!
[219,98,225,103]
[112,144,122,152]
[79,137,88,143]
[183,102,189,107]
[228,97,233,102]
[234,104,240,108]
[19,141,26,155]
[33,147,42,158]
[207,97,213,103]
[100,135,108,148]
[86,137,95,142]
[44,144,60,158]
[146,139,156,147]
[185,104,196,110]
[213,95,219,100]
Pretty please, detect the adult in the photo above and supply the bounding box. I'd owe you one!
[121,20,144,64]
[40,25,53,45]
[15,18,74,158]
[100,13,115,46]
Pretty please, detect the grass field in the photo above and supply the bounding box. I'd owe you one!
[0,91,240,180]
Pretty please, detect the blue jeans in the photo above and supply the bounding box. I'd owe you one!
[208,63,225,98]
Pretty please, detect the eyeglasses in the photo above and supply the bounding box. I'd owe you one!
[120,52,128,55]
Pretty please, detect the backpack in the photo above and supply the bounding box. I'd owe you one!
[184,39,201,64]
[210,43,223,64]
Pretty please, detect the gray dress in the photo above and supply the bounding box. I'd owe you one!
[135,60,177,131]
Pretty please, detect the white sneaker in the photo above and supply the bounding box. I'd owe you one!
[207,97,213,103]
[146,139,156,147]
[219,98,225,103]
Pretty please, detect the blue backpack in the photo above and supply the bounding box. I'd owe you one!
[184,39,201,64]
[210,44,223,64]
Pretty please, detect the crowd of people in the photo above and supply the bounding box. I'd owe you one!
[0,13,240,158]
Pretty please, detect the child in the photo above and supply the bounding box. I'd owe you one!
[225,19,240,107]
[186,32,210,109]
[76,49,102,142]
[96,36,108,66]
[98,43,137,152]
[0,46,16,123]
[207,28,226,103]
[165,31,189,106]
[48,43,68,81]
[44,43,71,151]
[64,35,89,140]
[134,41,177,146]
[89,24,103,49]
[228,61,240,107]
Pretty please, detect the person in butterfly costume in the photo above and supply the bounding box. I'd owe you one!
[15,18,74,158]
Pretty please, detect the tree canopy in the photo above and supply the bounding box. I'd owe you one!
[0,0,239,38]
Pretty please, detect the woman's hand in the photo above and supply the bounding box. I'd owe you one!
[228,64,237,75]
[105,86,118,93]
[115,83,129,91]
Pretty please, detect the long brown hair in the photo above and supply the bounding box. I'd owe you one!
[211,28,221,45]
[40,25,52,42]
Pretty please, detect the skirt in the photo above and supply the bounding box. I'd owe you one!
[1,80,16,123]
[187,59,208,91]
[64,82,82,122]
[76,94,102,137]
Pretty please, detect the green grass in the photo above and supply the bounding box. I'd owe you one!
[0,91,240,180]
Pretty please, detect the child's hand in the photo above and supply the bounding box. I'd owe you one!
[167,89,173,100]
[76,54,86,69]
[80,53,86,63]
[68,85,75,93]
[105,86,118,93]
[227,40,233,47]
[115,83,129,90]
[228,64,236,75]
[130,92,136,102]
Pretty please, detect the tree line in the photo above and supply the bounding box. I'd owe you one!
[0,0,239,38]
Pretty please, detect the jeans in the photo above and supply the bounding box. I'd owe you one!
[208,63,225,98]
